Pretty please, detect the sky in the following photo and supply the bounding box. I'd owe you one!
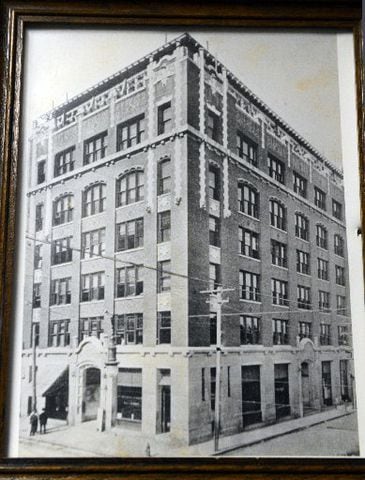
[23,28,344,167]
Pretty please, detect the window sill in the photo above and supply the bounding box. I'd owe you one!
[115,247,144,255]
[51,262,73,268]
[52,221,73,229]
[270,225,287,234]
[237,210,260,222]
[239,299,261,305]
[116,200,144,211]
[238,254,260,263]
[115,295,144,302]
[271,264,288,271]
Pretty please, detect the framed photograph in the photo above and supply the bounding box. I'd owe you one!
[1,0,364,477]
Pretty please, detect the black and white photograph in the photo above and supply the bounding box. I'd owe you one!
[9,28,364,458]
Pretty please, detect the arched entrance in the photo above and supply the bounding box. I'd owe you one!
[82,367,101,422]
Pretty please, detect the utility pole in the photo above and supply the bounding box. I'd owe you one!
[200,285,234,453]
[32,322,37,412]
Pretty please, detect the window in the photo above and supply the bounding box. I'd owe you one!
[37,160,46,184]
[158,211,171,243]
[317,258,329,280]
[117,368,142,423]
[268,155,285,184]
[209,216,220,247]
[316,225,328,249]
[81,228,105,259]
[210,367,216,410]
[53,194,73,226]
[227,366,231,397]
[293,171,307,198]
[239,227,259,259]
[319,290,330,312]
[84,131,107,165]
[116,219,143,251]
[116,265,143,298]
[297,285,311,309]
[54,147,75,177]
[334,234,344,257]
[271,240,287,268]
[270,200,286,230]
[314,187,326,210]
[338,326,349,346]
[35,203,44,232]
[272,319,289,345]
[206,110,219,141]
[116,171,144,207]
[81,272,105,302]
[34,245,42,269]
[82,183,106,217]
[157,102,172,135]
[240,271,260,302]
[115,313,143,345]
[332,199,342,220]
[335,265,345,286]
[116,114,145,151]
[210,313,217,345]
[320,324,331,345]
[48,319,70,347]
[157,260,171,292]
[51,236,72,265]
[32,283,41,308]
[238,183,259,218]
[271,279,289,306]
[337,295,347,315]
[80,317,103,341]
[158,159,171,195]
[50,277,71,305]
[208,165,220,201]
[295,213,309,241]
[240,316,260,345]
[296,250,310,275]
[157,311,171,344]
[236,132,257,166]
[298,322,311,340]
[209,264,221,290]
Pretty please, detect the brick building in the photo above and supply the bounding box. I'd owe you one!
[21,33,353,447]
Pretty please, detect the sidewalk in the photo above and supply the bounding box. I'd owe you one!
[18,404,355,457]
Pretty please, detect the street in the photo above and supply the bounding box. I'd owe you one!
[221,413,359,456]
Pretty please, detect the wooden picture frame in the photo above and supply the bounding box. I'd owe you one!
[0,0,364,478]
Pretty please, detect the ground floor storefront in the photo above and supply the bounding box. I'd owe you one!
[20,337,354,446]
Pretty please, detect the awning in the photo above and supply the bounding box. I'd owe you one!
[42,368,69,397]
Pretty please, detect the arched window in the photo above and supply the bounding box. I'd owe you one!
[238,183,259,218]
[334,234,344,257]
[295,212,309,241]
[269,199,286,231]
[116,171,144,207]
[53,194,74,226]
[82,183,106,217]
[316,224,328,250]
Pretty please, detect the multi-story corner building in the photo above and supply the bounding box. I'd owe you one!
[21,33,354,447]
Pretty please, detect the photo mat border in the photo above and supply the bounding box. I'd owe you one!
[0,0,364,477]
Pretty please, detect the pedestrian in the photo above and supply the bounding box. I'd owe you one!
[39,408,48,434]
[29,410,38,436]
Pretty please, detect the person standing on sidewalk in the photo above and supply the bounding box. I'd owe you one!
[39,408,48,434]
[29,410,38,436]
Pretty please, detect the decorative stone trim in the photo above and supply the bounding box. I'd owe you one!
[174,136,182,205]
[222,68,228,150]
[199,141,206,209]
[146,148,154,213]
[223,155,231,218]
[199,48,205,134]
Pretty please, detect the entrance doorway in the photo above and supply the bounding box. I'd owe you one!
[274,364,290,419]
[82,367,101,422]
[241,365,262,427]
[340,360,350,402]
[322,361,333,406]
[161,386,171,433]
[43,368,69,420]
[301,362,310,407]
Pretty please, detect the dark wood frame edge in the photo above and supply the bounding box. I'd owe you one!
[0,1,364,476]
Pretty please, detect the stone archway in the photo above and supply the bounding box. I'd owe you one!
[298,339,318,415]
